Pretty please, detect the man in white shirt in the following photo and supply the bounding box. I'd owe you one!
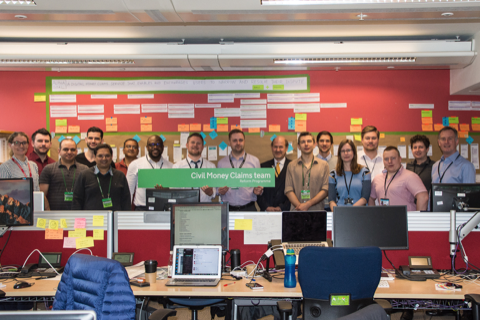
[357,125,384,180]
[126,135,173,210]
[172,133,216,202]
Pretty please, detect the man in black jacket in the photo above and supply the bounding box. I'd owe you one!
[255,136,291,211]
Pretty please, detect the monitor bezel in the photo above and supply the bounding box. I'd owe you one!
[145,188,200,211]
[0,177,34,227]
[432,183,480,212]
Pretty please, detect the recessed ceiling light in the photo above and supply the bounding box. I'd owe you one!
[14,14,27,19]
[441,12,454,17]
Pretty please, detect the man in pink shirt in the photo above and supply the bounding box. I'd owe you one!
[369,146,428,211]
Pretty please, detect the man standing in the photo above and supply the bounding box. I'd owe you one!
[173,133,216,202]
[40,138,88,210]
[369,146,428,211]
[285,132,329,211]
[407,135,434,192]
[72,144,131,211]
[217,129,260,212]
[256,136,291,212]
[357,126,384,180]
[126,135,173,211]
[432,127,476,184]
[76,127,113,168]
[28,128,55,176]
[116,138,139,175]
[316,131,337,171]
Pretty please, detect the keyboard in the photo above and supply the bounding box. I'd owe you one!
[0,272,20,279]
[283,242,327,256]
[175,279,216,283]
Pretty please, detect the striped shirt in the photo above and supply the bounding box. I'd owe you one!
[0,156,40,191]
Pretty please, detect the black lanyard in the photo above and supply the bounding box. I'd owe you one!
[61,167,76,192]
[302,158,314,188]
[438,154,460,183]
[187,158,203,169]
[363,155,377,174]
[147,155,163,169]
[97,174,112,199]
[230,153,247,168]
[344,171,354,197]
[384,168,401,198]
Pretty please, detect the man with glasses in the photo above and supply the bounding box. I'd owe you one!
[39,138,88,210]
[28,128,55,176]
[126,135,173,210]
[76,126,114,169]
[116,138,139,175]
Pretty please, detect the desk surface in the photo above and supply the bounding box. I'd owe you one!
[3,276,478,300]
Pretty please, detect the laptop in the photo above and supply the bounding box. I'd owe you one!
[165,245,222,287]
[281,211,331,264]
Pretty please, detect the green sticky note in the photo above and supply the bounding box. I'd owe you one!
[351,118,363,125]
[472,117,480,125]
[272,84,284,90]
[449,117,459,124]
[295,113,307,121]
[55,119,67,126]
[421,110,433,118]
[252,85,264,90]
[217,117,228,125]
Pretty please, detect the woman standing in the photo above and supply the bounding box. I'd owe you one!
[329,139,371,211]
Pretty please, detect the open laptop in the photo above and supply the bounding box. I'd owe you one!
[281,211,330,264]
[165,245,222,287]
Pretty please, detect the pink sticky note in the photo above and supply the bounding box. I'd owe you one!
[74,218,86,229]
[63,237,77,248]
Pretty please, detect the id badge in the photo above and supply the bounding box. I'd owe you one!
[102,198,113,208]
[301,189,311,203]
[64,192,73,202]
[380,198,390,206]
[344,198,354,205]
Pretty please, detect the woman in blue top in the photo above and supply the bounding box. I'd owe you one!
[328,139,371,211]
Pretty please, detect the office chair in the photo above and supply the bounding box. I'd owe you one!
[278,246,390,320]
[168,298,225,320]
[53,254,175,320]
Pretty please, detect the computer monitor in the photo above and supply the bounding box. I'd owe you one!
[432,183,480,212]
[333,206,409,250]
[170,202,229,251]
[282,211,327,242]
[0,177,34,227]
[145,188,200,211]
[0,310,96,319]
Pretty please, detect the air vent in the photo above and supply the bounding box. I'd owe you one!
[0,59,134,65]
[274,57,416,64]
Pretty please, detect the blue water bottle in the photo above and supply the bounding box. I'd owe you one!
[284,249,297,288]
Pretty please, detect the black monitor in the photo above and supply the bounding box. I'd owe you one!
[333,206,409,250]
[145,188,200,211]
[0,177,34,227]
[432,183,480,212]
[282,211,327,242]
[170,202,229,251]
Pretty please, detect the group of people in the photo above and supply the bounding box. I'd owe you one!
[0,124,475,213]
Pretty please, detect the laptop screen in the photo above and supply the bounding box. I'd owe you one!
[173,246,221,278]
[282,211,327,242]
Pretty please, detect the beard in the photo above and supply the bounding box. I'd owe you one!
[34,147,48,156]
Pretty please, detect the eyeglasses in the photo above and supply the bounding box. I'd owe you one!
[125,145,138,150]
[148,143,162,148]
[341,149,353,154]
[62,148,77,152]
[12,141,28,146]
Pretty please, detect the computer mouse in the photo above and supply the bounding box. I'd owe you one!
[14,281,32,289]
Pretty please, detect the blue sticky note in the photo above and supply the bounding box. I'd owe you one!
[72,136,81,144]
[287,143,294,153]
[210,117,217,130]
[288,117,295,130]
[219,141,228,150]
[58,135,65,143]
[133,134,141,142]
[466,136,474,145]
[209,131,218,140]
[200,132,206,139]
[270,134,277,142]
[160,134,166,142]
[442,117,449,126]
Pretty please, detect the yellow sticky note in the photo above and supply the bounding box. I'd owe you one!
[34,94,46,102]
[380,133,385,139]
[354,134,361,141]
[60,219,68,229]
[217,117,228,125]
[48,220,59,230]
[400,137,406,142]
[351,118,363,125]
[45,229,63,240]
[295,113,307,121]
[92,215,104,227]
[76,237,94,249]
[55,119,67,126]
[234,219,253,230]
[37,218,47,229]
[69,228,87,238]
[93,229,104,240]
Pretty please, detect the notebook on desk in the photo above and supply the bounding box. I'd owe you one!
[165,245,222,287]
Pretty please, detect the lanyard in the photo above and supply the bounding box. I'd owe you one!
[230,153,247,168]
[363,155,377,174]
[384,168,401,198]
[11,158,32,178]
[187,158,203,169]
[343,171,354,197]
[147,155,163,169]
[438,154,461,183]
[302,158,314,187]
[61,167,76,192]
[97,174,113,199]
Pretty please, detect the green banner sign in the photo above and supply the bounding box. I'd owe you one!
[138,168,275,188]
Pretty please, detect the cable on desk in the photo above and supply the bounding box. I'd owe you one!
[21,249,61,276]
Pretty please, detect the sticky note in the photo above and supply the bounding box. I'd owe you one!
[209,131,218,140]
[74,218,86,229]
[217,117,228,125]
[36,218,46,229]
[55,119,67,126]
[68,126,80,133]
[203,124,214,132]
[459,131,469,138]
[200,132,206,140]
[434,124,444,131]
[350,125,362,132]
[295,120,306,132]
[55,126,68,133]
[287,143,294,153]
[442,117,449,126]
[400,137,406,142]
[141,124,152,132]
[472,117,480,125]
[76,237,94,249]
[380,133,385,139]
[160,135,166,142]
[45,228,63,240]
[354,134,362,141]
[449,124,459,131]
[231,125,241,131]
[63,237,76,248]
[69,229,87,238]
[92,215,104,227]
[178,124,189,132]
[34,94,46,102]
[73,136,81,144]
[217,124,229,132]
[234,219,253,230]
[219,141,228,150]
[133,135,141,142]
[288,117,295,130]
[106,125,117,132]
[249,128,260,133]
[466,136,474,144]
[210,117,217,130]
[270,134,277,142]
[48,220,59,230]
[422,124,433,131]
[351,118,363,125]
[141,116,152,124]
[58,135,65,144]
[106,117,117,125]
[60,219,68,229]
[472,124,480,131]
[269,125,280,132]
[93,229,104,240]
[421,118,433,125]
[295,113,307,121]
[449,117,459,124]
[190,123,201,131]
[421,110,433,118]
[460,124,470,131]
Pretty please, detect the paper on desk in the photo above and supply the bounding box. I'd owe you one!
[244,214,282,245]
